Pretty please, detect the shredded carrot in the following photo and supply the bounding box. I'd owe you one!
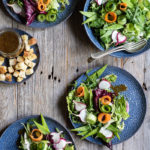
[100,95,111,105]
[104,12,117,23]
[38,1,46,12]
[76,86,84,97]
[30,129,43,142]
[119,3,127,11]
[98,113,111,124]
[42,0,51,5]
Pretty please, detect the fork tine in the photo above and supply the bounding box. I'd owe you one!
[124,40,146,49]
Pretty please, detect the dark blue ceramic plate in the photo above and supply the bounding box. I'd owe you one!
[83,0,150,58]
[2,0,78,28]
[0,28,40,84]
[70,65,146,145]
[0,115,76,150]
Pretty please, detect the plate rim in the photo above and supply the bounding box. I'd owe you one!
[2,0,78,28]
[0,28,40,84]
[83,0,150,58]
[0,115,77,150]
[69,65,147,145]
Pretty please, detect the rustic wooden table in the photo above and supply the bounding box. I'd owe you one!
[0,1,150,150]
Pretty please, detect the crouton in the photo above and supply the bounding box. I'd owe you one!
[0,56,5,65]
[19,70,26,78]
[17,56,24,63]
[28,38,37,46]
[9,58,17,66]
[28,53,37,61]
[0,74,5,81]
[15,62,27,71]
[23,51,31,58]
[25,44,30,51]
[29,48,34,53]
[26,68,34,75]
[21,35,28,42]
[17,77,23,82]
[5,73,12,82]
[8,66,14,73]
[13,71,19,77]
[0,66,7,74]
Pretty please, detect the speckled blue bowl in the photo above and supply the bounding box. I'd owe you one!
[0,28,40,84]
[2,0,78,28]
[83,0,150,58]
[0,115,76,150]
[70,65,146,145]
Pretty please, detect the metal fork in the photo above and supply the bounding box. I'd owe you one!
[88,39,147,63]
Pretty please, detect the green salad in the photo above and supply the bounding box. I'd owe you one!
[19,114,74,150]
[81,0,150,49]
[67,65,130,149]
[7,0,69,25]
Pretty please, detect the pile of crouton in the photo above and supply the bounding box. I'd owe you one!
[0,34,37,82]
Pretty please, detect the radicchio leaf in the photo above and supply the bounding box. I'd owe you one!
[23,0,37,25]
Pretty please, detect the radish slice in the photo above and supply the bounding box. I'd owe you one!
[72,109,87,122]
[7,3,23,14]
[99,80,111,90]
[95,0,108,5]
[53,138,72,149]
[112,30,118,43]
[73,100,86,112]
[50,131,63,144]
[117,32,127,44]
[126,101,129,113]
[99,127,113,139]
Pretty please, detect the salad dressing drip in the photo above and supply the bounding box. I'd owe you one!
[111,84,127,95]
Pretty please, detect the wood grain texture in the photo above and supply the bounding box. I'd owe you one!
[0,0,149,150]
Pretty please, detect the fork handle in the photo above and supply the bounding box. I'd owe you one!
[91,47,124,59]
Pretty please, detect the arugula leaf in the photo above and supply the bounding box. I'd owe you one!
[34,121,50,135]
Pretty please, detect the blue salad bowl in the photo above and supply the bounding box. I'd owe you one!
[83,0,150,58]
[2,0,78,28]
[70,65,146,145]
[0,115,76,150]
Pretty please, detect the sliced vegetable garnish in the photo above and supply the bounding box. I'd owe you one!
[100,105,112,113]
[76,86,84,97]
[99,79,111,90]
[37,14,46,22]
[119,3,127,11]
[46,13,57,22]
[73,100,86,112]
[99,127,113,139]
[98,113,111,124]
[72,109,87,122]
[104,12,117,23]
[100,95,111,105]
[30,129,43,142]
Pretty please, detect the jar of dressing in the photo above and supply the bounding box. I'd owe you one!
[0,29,24,58]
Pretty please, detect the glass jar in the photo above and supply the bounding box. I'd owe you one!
[0,28,24,58]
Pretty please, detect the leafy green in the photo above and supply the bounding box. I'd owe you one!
[115,96,130,120]
[81,0,149,49]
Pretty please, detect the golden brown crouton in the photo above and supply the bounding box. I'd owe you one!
[19,70,26,78]
[28,38,37,46]
[17,77,24,82]
[0,74,5,81]
[17,56,25,63]
[9,58,17,66]
[8,66,14,73]
[5,73,12,82]
[13,71,20,77]
[28,53,37,61]
[0,56,5,65]
[26,68,34,75]
[15,62,27,71]
[21,35,28,42]
[0,66,7,74]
